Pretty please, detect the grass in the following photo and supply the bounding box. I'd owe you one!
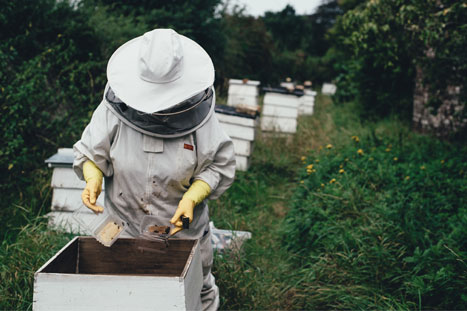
[1,93,465,310]
[0,220,73,310]
[210,94,467,310]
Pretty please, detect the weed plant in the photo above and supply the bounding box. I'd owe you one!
[0,220,73,310]
[283,133,466,309]
[211,94,466,310]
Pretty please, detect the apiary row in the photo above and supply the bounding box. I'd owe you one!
[219,79,317,170]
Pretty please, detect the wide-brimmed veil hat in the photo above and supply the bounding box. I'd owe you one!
[107,28,214,114]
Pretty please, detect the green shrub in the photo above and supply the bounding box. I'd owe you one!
[0,220,72,310]
[331,0,467,120]
[283,133,467,309]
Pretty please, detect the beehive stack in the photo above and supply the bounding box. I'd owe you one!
[227,79,260,108]
[44,148,105,234]
[280,80,295,91]
[260,88,302,134]
[215,105,258,171]
[322,83,337,95]
[299,89,317,116]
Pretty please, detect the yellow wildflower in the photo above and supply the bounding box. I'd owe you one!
[321,183,325,187]
[315,159,320,163]
[8,164,13,170]
[300,180,304,184]
[405,176,410,180]
[357,149,364,155]
[351,136,360,142]
[339,169,344,174]
[385,148,391,152]
[330,178,336,184]
[420,165,426,170]
[440,160,445,164]
[339,164,343,168]
[307,164,314,170]
[326,144,333,149]
[393,157,398,161]
[57,33,62,38]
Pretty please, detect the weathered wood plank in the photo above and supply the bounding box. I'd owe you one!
[260,116,297,133]
[263,92,300,108]
[235,155,250,171]
[215,112,257,127]
[34,274,186,311]
[262,104,298,118]
[231,138,252,156]
[218,122,255,141]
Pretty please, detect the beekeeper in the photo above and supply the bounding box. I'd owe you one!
[73,28,236,311]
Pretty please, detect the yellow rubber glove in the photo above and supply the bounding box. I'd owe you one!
[170,179,211,235]
[82,160,104,213]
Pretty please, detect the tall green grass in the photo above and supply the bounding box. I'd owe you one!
[210,94,466,309]
[1,93,465,310]
[0,219,73,310]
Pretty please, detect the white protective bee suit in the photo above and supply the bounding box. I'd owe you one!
[73,28,236,311]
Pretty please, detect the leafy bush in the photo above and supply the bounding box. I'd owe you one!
[283,133,467,309]
[0,1,105,220]
[331,0,467,120]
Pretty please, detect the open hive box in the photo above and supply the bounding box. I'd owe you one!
[33,237,202,311]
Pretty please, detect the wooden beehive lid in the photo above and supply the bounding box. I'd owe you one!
[215,104,259,119]
[45,148,74,168]
[228,79,260,86]
[262,86,304,97]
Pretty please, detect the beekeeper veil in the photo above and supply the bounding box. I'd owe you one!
[104,28,216,138]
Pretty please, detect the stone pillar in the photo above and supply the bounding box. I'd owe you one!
[412,66,465,137]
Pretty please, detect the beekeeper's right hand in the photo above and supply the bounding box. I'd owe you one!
[82,160,104,213]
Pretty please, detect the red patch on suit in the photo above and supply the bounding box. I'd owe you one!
[184,143,194,151]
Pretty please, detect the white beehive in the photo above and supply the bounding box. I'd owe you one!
[227,79,260,108]
[215,105,258,171]
[322,83,337,95]
[299,89,317,115]
[280,81,295,90]
[33,236,203,311]
[45,148,106,234]
[260,89,301,134]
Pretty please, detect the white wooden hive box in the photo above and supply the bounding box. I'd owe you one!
[227,79,260,108]
[33,236,203,311]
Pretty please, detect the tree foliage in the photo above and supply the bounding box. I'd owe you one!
[331,0,467,119]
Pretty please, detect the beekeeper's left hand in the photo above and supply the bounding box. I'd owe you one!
[170,197,195,235]
[170,179,211,235]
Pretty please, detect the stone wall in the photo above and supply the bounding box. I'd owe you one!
[412,66,466,137]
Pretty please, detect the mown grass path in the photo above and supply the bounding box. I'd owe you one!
[210,94,341,309]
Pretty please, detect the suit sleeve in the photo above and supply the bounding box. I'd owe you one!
[73,101,119,180]
[193,114,236,200]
